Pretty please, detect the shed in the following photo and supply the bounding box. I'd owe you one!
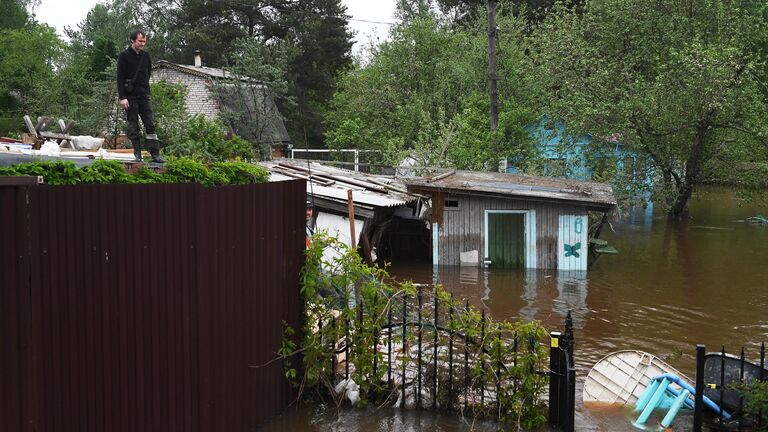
[151,51,291,156]
[404,171,616,270]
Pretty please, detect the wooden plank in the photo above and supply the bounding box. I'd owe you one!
[39,132,72,140]
[37,117,54,132]
[23,116,38,138]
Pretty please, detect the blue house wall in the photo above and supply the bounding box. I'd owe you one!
[507,119,654,216]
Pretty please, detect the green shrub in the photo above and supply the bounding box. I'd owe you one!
[210,161,269,184]
[77,160,134,184]
[161,157,227,186]
[284,234,549,429]
[734,380,768,431]
[0,161,80,185]
[163,115,255,162]
[150,81,190,147]
[0,158,269,186]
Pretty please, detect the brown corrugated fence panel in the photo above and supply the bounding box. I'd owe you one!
[2,179,305,432]
[0,186,28,432]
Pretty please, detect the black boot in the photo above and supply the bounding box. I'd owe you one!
[149,148,165,164]
[133,146,143,162]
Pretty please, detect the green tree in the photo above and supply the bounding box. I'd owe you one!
[0,24,63,118]
[325,7,536,170]
[282,0,353,148]
[212,37,292,159]
[0,0,29,30]
[531,0,768,219]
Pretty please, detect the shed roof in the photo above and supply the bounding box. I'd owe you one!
[261,160,423,218]
[404,170,616,211]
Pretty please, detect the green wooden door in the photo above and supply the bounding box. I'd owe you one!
[488,213,525,268]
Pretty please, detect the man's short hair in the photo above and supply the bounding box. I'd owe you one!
[130,30,146,41]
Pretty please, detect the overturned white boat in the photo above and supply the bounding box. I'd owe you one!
[583,350,691,406]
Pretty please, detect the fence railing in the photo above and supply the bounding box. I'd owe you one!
[693,343,767,432]
[309,285,576,428]
[549,312,577,432]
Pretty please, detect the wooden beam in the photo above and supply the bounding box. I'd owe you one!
[23,115,38,138]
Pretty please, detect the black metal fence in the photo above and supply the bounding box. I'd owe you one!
[312,285,576,429]
[693,343,767,432]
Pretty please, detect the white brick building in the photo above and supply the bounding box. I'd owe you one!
[150,52,291,155]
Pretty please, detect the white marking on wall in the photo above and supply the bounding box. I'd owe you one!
[558,214,588,271]
[432,222,439,266]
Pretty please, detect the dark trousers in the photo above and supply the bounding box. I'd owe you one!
[125,96,159,150]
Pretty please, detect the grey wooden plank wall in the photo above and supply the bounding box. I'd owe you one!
[438,194,586,269]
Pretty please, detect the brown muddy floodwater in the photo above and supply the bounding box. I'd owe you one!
[262,187,768,431]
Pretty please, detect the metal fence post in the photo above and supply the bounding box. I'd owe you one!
[566,361,576,432]
[693,344,706,432]
[548,331,562,426]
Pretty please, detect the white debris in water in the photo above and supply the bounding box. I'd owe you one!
[334,378,361,405]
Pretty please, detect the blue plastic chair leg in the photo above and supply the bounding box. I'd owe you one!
[661,389,690,428]
[636,378,670,425]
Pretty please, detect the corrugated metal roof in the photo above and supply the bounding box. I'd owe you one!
[404,170,616,210]
[261,160,421,211]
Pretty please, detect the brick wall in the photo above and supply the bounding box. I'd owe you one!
[151,69,219,121]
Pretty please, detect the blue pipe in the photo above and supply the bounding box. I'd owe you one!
[651,373,732,420]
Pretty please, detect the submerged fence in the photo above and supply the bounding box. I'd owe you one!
[693,343,767,432]
[308,284,576,429]
[0,179,306,431]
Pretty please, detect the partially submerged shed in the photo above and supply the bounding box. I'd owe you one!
[404,171,616,270]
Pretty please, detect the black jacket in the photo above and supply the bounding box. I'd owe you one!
[116,47,152,99]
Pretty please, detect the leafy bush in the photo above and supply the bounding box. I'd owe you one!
[0,161,80,185]
[284,234,549,429]
[161,157,227,186]
[734,380,768,431]
[77,160,133,184]
[0,158,270,186]
[150,80,190,147]
[163,115,254,162]
[210,161,269,184]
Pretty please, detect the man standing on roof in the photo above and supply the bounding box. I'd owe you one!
[117,30,164,163]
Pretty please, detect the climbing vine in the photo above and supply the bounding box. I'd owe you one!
[283,233,549,429]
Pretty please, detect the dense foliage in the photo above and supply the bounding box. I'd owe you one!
[0,158,269,186]
[283,234,549,428]
[325,8,537,170]
[3,0,767,218]
[530,0,768,218]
